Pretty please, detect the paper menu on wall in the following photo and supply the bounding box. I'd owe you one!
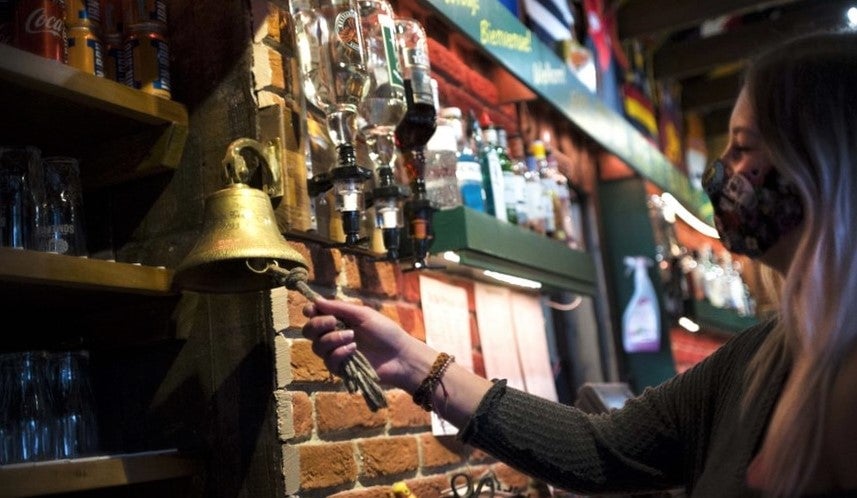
[419,275,474,436]
[473,282,526,391]
[510,292,558,402]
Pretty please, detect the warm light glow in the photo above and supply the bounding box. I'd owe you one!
[483,270,543,289]
[442,251,461,263]
[660,193,720,239]
[678,316,701,333]
[848,6,857,28]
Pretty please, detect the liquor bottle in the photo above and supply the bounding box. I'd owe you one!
[524,141,546,234]
[469,110,506,222]
[425,106,463,209]
[394,20,436,154]
[480,112,517,224]
[497,127,527,225]
[441,107,485,212]
[530,140,558,236]
[394,18,436,267]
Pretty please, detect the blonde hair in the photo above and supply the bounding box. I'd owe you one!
[742,31,857,496]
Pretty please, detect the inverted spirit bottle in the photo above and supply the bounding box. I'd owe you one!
[394,18,437,268]
[292,0,372,245]
[357,0,408,259]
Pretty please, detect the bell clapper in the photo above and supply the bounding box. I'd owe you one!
[247,260,388,411]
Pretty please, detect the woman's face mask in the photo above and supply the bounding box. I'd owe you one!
[702,159,803,258]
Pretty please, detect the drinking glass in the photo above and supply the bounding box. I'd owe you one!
[7,352,56,463]
[35,157,88,256]
[0,146,42,250]
[50,351,99,458]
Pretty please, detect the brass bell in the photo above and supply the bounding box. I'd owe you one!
[174,138,308,293]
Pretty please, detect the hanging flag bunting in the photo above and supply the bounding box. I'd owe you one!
[522,0,573,49]
[583,0,610,72]
[658,80,684,170]
[621,40,658,144]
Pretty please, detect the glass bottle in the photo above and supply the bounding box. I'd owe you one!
[292,0,372,245]
[524,141,546,234]
[357,0,407,258]
[496,127,525,225]
[442,107,485,212]
[469,110,506,222]
[424,109,463,210]
[394,18,436,267]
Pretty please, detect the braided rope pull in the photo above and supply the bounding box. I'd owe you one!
[260,263,388,411]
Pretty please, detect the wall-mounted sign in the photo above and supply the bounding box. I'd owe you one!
[422,0,713,223]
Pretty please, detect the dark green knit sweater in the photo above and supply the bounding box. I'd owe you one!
[459,321,786,497]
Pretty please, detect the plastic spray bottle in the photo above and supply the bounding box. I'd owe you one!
[622,256,661,353]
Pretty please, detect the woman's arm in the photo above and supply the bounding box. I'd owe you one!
[301,297,493,427]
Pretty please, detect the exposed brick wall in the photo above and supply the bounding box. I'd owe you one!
[270,240,539,497]
[252,2,558,496]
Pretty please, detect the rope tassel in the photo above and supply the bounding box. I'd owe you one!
[263,263,388,411]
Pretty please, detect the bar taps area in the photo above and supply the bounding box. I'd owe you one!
[0,0,777,495]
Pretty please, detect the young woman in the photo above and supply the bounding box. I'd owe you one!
[302,31,857,497]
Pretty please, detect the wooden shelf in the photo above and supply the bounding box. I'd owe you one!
[0,44,188,187]
[0,449,200,497]
[0,247,174,296]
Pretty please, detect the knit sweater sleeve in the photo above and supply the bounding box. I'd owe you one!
[458,323,772,495]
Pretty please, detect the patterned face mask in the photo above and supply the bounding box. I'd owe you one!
[702,159,804,258]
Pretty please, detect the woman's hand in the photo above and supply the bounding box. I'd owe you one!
[302,297,432,391]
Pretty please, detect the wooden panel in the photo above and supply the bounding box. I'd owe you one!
[0,450,200,497]
[617,0,800,40]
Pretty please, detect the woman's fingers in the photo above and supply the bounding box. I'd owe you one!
[311,328,355,359]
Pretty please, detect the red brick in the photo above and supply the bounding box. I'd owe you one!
[492,462,532,491]
[388,389,430,429]
[299,442,357,489]
[291,339,337,384]
[357,258,399,297]
[397,304,425,342]
[405,474,450,498]
[342,253,362,290]
[399,269,421,303]
[378,302,401,325]
[287,289,309,329]
[419,433,465,468]
[468,447,492,463]
[309,244,342,287]
[329,486,391,498]
[315,392,387,434]
[358,436,419,478]
[292,391,313,439]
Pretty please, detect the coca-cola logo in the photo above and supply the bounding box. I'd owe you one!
[24,7,64,37]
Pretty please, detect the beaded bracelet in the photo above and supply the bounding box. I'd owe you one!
[412,352,455,412]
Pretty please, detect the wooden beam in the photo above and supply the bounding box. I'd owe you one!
[681,71,743,113]
[617,0,800,40]
[652,0,849,80]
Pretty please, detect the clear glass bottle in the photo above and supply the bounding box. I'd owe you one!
[442,107,485,212]
[424,111,463,209]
